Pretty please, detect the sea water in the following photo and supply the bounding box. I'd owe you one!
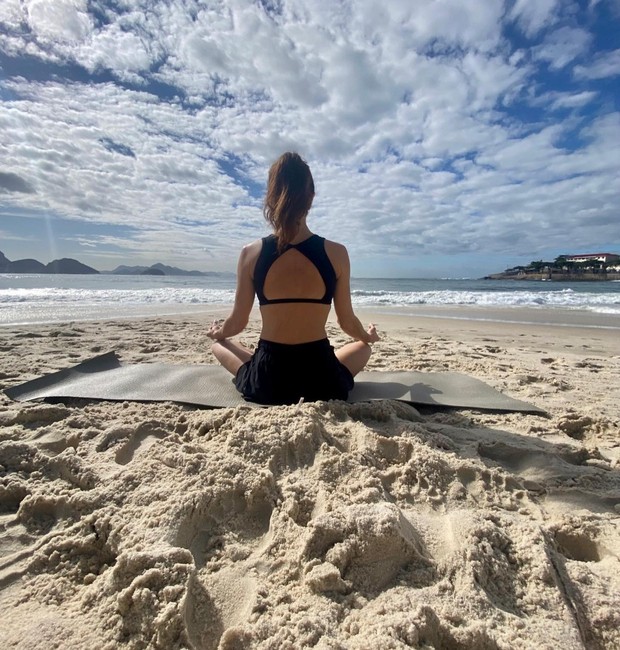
[1,273,619,327]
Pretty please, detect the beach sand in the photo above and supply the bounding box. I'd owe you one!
[1,309,619,649]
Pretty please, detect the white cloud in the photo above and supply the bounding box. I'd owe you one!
[24,0,93,43]
[0,0,23,28]
[0,0,618,273]
[574,48,620,79]
[509,0,560,37]
[548,90,598,110]
[533,26,592,70]
[78,24,154,80]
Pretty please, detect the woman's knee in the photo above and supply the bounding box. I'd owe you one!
[211,340,230,364]
[212,338,252,369]
[337,341,372,376]
[359,341,372,363]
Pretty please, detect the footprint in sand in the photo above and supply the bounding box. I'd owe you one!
[542,488,620,516]
[27,428,75,455]
[552,528,615,563]
[455,464,532,512]
[476,440,620,515]
[95,421,170,466]
[477,439,588,473]
[114,426,169,465]
[176,487,275,649]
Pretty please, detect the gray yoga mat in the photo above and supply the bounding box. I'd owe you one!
[4,352,545,413]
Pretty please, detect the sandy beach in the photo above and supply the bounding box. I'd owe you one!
[1,309,619,649]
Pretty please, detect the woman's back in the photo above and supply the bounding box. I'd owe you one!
[243,232,344,344]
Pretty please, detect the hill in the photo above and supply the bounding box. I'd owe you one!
[106,262,232,277]
[0,251,98,274]
[0,250,233,278]
[103,262,232,277]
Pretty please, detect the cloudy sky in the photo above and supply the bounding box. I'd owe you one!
[0,0,619,278]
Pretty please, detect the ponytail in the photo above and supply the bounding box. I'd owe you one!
[263,152,314,252]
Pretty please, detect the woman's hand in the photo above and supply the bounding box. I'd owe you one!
[366,323,380,343]
[207,319,226,341]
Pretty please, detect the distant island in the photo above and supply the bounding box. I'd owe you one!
[0,250,233,278]
[484,253,620,281]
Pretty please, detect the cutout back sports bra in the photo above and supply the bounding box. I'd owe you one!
[254,234,337,306]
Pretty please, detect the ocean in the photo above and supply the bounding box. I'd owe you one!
[1,274,619,328]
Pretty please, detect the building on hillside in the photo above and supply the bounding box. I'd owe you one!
[563,253,620,264]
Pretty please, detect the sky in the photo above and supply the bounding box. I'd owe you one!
[0,0,619,279]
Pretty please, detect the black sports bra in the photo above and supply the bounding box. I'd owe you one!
[254,234,337,306]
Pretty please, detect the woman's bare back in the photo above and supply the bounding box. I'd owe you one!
[244,234,341,344]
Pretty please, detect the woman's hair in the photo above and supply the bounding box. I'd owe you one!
[263,152,315,251]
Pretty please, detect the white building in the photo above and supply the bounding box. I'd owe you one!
[564,253,620,264]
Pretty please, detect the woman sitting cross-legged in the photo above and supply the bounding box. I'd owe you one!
[207,151,380,405]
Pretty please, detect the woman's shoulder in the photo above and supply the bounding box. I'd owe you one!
[244,237,266,249]
[321,237,349,277]
[239,238,264,262]
[322,237,348,257]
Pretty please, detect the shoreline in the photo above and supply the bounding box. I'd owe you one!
[355,304,620,330]
[2,302,619,331]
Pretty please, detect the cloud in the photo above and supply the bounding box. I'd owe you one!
[574,48,620,79]
[509,0,560,37]
[545,90,598,110]
[533,26,592,70]
[24,0,93,43]
[0,171,35,193]
[0,0,618,274]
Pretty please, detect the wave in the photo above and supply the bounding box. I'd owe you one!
[350,289,620,311]
[1,285,619,325]
[0,287,236,306]
[1,286,618,309]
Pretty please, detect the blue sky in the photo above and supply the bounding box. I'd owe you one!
[0,0,619,278]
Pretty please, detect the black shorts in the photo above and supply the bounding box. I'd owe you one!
[235,338,354,405]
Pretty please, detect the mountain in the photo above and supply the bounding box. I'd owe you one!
[0,250,233,277]
[105,264,149,275]
[46,258,99,274]
[151,262,207,276]
[4,258,48,273]
[107,262,233,277]
[0,251,98,274]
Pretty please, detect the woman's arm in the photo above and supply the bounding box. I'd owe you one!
[330,243,380,344]
[206,243,257,341]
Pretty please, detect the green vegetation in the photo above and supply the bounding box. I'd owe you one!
[485,255,620,281]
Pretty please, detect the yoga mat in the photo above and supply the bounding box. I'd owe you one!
[4,352,545,413]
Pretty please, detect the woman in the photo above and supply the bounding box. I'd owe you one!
[207,152,379,404]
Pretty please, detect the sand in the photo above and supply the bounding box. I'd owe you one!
[0,309,619,649]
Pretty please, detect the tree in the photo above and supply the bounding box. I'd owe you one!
[528,260,546,271]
